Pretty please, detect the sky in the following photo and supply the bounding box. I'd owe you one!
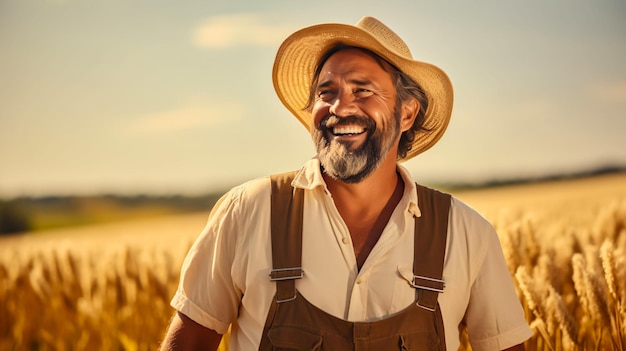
[1,0,625,197]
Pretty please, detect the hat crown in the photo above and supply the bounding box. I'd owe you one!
[356,16,413,59]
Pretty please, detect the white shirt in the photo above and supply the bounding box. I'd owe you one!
[171,159,533,350]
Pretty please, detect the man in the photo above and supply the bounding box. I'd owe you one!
[160,16,533,350]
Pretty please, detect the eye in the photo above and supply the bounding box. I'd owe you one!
[354,88,373,98]
[317,90,335,100]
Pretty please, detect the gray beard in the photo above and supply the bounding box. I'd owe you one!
[315,136,376,183]
[313,111,400,183]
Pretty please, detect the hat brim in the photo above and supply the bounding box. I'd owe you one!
[273,22,454,161]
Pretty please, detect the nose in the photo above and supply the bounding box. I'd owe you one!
[328,90,357,117]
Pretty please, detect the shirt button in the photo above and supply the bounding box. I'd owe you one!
[356,279,362,284]
[342,237,349,244]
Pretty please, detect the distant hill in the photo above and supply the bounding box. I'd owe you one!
[0,193,223,234]
[437,164,626,190]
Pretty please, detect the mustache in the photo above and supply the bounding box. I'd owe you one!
[319,114,375,130]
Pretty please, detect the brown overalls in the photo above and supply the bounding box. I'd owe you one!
[259,172,450,351]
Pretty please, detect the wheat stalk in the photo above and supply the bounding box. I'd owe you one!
[2,190,625,350]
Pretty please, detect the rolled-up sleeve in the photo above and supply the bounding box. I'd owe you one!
[170,189,243,334]
[464,212,534,350]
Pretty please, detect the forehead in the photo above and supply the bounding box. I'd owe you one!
[317,49,394,83]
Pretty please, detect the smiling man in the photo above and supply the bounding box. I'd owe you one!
[312,48,406,185]
[160,16,533,351]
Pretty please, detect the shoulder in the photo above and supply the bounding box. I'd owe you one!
[212,176,272,214]
[446,196,501,273]
[449,196,493,231]
[208,170,308,226]
[414,185,494,234]
[200,177,274,241]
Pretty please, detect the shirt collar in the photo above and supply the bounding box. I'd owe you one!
[397,163,421,218]
[292,158,421,218]
[292,158,328,191]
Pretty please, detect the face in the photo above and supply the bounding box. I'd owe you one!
[311,49,406,183]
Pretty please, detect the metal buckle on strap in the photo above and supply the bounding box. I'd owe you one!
[275,293,298,303]
[269,267,304,281]
[411,275,445,293]
[416,300,438,312]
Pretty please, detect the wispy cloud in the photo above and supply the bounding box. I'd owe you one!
[509,98,559,120]
[123,97,246,136]
[192,13,293,49]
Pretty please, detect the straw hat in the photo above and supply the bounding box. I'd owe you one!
[272,16,454,161]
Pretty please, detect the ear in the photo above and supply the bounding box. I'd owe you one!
[399,98,419,132]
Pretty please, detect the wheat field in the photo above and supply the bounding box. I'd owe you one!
[1,173,625,350]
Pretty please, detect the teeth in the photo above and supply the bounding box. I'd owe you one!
[333,125,365,135]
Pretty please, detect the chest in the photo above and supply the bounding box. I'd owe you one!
[299,214,418,320]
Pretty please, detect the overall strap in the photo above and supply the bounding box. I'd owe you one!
[412,184,451,311]
[269,171,304,303]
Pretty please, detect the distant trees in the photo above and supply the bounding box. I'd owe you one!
[0,193,224,235]
[0,199,31,235]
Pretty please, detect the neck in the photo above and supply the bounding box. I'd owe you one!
[322,155,405,270]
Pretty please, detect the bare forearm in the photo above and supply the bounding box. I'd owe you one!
[160,312,223,351]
